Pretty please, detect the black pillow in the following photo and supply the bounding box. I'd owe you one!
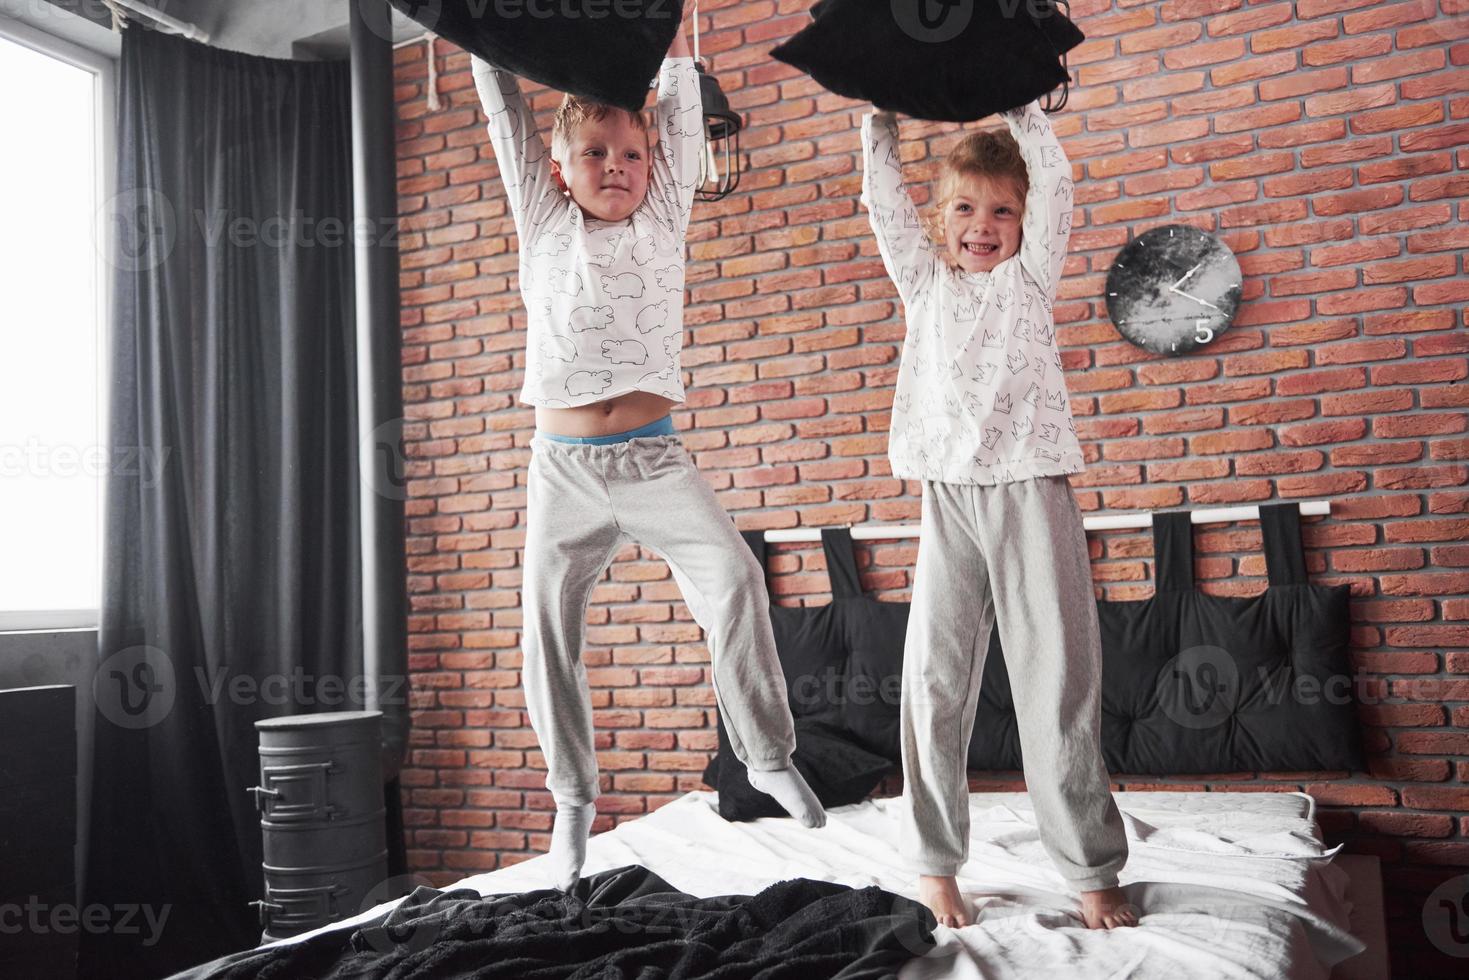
[386,0,684,111]
[771,0,1084,122]
[703,711,892,822]
[740,531,851,719]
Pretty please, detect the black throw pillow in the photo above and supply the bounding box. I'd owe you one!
[771,0,1085,122]
[704,710,893,822]
[386,0,684,111]
[740,531,852,719]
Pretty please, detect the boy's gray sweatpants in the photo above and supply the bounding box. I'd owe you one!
[522,433,796,807]
[900,475,1128,892]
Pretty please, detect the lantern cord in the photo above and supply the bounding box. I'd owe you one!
[691,0,701,64]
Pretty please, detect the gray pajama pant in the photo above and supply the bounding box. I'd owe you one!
[900,476,1128,892]
[522,433,796,807]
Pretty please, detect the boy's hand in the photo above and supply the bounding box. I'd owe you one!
[667,4,692,58]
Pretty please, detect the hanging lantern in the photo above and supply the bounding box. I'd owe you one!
[695,63,742,201]
[688,2,742,201]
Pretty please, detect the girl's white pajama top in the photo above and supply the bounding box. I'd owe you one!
[860,103,1086,486]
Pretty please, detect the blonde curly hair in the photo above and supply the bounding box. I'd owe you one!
[550,95,651,162]
[924,128,1030,257]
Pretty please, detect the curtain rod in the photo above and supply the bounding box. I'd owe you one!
[105,0,210,42]
[759,499,1334,543]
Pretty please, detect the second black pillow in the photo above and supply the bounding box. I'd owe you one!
[771,0,1084,122]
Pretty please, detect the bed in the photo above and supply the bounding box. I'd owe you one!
[181,511,1377,977]
[185,787,1372,979]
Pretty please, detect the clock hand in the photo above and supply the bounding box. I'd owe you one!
[1169,261,1203,290]
[1168,286,1223,312]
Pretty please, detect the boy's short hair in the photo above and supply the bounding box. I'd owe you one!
[551,95,651,161]
[926,128,1029,247]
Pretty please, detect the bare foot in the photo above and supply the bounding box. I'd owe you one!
[1079,886,1139,929]
[918,875,971,928]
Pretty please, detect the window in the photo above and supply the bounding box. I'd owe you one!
[0,16,114,630]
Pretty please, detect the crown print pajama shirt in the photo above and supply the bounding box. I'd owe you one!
[862,104,1128,891]
[472,56,797,807]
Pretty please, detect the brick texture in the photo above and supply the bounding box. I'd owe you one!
[392,2,1468,974]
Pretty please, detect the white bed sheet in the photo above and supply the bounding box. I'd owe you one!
[278,790,1366,979]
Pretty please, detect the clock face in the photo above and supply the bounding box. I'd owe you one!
[1105,224,1242,356]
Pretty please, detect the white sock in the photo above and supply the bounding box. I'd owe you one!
[548,801,596,892]
[747,766,827,828]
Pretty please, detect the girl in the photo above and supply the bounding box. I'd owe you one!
[860,102,1138,931]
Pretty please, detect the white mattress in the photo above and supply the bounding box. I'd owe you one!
[281,790,1366,979]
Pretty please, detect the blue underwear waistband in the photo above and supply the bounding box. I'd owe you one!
[537,414,675,445]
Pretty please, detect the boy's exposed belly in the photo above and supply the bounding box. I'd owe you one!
[535,390,678,437]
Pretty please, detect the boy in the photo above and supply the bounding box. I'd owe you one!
[470,22,825,892]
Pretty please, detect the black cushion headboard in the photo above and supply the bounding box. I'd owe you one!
[1098,504,1362,773]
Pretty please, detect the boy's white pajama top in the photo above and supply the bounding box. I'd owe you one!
[471,55,704,407]
[469,57,802,808]
[861,103,1085,486]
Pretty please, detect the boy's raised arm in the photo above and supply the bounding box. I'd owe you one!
[1002,100,1074,299]
[649,22,703,234]
[470,56,562,235]
[861,110,940,304]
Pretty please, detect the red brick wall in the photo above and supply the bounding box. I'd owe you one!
[391,1,1468,973]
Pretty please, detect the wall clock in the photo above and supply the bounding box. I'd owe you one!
[1105,224,1242,356]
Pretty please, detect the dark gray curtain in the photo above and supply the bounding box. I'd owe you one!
[81,26,390,979]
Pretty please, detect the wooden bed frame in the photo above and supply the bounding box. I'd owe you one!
[1330,854,1389,979]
